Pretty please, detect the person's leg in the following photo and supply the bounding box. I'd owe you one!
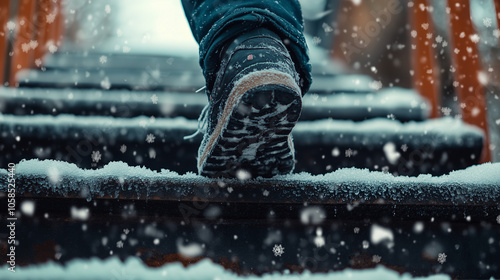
[182,0,312,95]
[182,0,312,178]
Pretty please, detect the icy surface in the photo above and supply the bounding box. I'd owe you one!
[0,257,451,280]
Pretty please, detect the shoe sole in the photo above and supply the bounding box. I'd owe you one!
[198,69,302,178]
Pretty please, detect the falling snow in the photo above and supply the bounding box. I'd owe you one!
[483,17,492,28]
[272,244,285,257]
[345,148,357,157]
[496,215,500,224]
[151,94,159,104]
[91,151,102,162]
[120,145,127,153]
[437,253,447,264]
[441,107,452,116]
[116,241,124,248]
[6,21,15,31]
[372,255,382,263]
[145,133,156,143]
[401,144,408,152]
[101,77,111,89]
[46,13,56,24]
[470,34,480,43]
[99,55,108,64]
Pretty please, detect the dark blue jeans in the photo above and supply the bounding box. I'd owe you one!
[182,0,312,95]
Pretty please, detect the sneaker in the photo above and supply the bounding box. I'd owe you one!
[193,28,302,178]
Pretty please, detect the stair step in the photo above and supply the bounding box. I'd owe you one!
[0,115,482,176]
[1,159,499,208]
[16,68,374,94]
[0,160,499,278]
[0,86,430,121]
[43,52,343,76]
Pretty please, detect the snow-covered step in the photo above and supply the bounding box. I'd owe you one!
[40,53,368,93]
[43,52,344,76]
[0,160,499,279]
[0,115,483,176]
[0,87,430,121]
[16,68,374,94]
[2,159,499,206]
[43,52,202,72]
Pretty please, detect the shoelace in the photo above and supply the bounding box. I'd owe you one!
[183,98,210,140]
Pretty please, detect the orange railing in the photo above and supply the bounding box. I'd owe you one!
[410,0,491,162]
[0,0,63,87]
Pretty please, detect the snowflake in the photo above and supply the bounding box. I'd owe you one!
[354,227,360,234]
[369,80,382,90]
[35,59,42,67]
[272,244,285,257]
[48,43,58,53]
[104,4,111,14]
[494,29,500,38]
[263,190,269,197]
[46,13,56,23]
[21,43,30,53]
[322,22,333,33]
[401,144,408,152]
[372,255,382,263]
[441,107,452,116]
[470,34,480,43]
[437,253,447,264]
[29,40,38,49]
[387,114,395,120]
[496,215,500,224]
[483,17,492,27]
[116,241,123,248]
[6,21,15,31]
[99,55,108,64]
[100,77,111,89]
[435,35,443,43]
[91,151,102,162]
[345,148,357,157]
[312,36,321,45]
[145,133,155,143]
[120,145,127,153]
[123,228,130,235]
[151,94,158,104]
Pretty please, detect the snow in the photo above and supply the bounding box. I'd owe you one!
[0,114,198,142]
[0,257,451,280]
[295,117,484,147]
[0,158,498,204]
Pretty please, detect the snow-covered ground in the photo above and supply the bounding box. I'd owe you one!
[0,257,451,280]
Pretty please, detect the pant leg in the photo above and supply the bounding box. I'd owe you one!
[182,0,312,95]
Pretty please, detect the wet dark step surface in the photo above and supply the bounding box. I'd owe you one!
[1,161,499,279]
[0,87,430,121]
[0,115,483,176]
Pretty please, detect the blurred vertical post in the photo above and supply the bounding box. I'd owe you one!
[495,0,500,30]
[33,0,53,68]
[53,0,65,49]
[0,0,11,85]
[9,0,37,87]
[447,0,491,163]
[409,0,441,118]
